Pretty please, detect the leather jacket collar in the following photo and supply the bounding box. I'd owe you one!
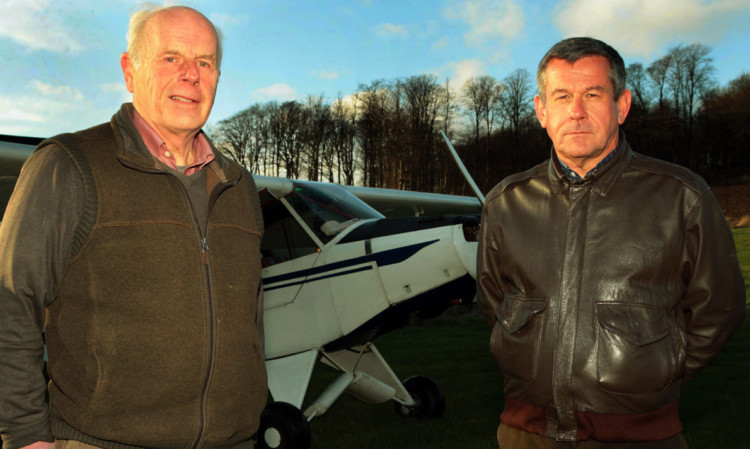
[548,130,632,198]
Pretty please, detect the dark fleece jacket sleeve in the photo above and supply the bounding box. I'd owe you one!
[0,145,82,449]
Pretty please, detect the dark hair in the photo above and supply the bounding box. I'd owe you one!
[536,37,626,102]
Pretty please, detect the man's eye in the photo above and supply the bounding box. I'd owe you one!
[165,57,176,62]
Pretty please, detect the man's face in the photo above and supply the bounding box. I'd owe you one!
[534,56,630,173]
[121,8,220,139]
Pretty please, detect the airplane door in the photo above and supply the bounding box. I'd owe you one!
[321,240,390,336]
[260,189,330,358]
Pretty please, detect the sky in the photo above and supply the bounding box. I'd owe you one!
[1,0,749,138]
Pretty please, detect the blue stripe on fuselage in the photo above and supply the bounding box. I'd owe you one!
[262,239,439,291]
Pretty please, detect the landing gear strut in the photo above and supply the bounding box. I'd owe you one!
[394,376,445,418]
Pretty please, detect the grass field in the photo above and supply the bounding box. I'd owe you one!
[306,228,750,448]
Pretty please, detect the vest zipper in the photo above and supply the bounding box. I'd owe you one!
[190,177,235,449]
[202,237,209,265]
[167,174,215,449]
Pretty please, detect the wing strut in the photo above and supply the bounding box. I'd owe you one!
[440,130,485,206]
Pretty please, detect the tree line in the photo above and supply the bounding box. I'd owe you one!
[208,42,750,196]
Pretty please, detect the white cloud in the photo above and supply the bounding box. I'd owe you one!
[445,0,525,46]
[447,59,487,91]
[32,81,85,102]
[0,80,124,137]
[252,83,298,102]
[0,0,83,53]
[372,23,408,39]
[312,69,340,80]
[553,0,750,58]
[0,96,46,124]
[331,94,358,112]
[0,89,83,136]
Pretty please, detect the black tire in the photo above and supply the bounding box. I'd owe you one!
[256,402,311,449]
[394,375,445,419]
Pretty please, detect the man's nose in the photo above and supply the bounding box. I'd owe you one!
[181,60,200,84]
[569,97,586,120]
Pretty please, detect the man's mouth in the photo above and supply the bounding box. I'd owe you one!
[171,96,197,103]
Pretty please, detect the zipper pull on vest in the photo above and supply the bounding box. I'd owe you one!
[201,237,209,265]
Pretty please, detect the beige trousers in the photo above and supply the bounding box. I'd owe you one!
[55,441,101,449]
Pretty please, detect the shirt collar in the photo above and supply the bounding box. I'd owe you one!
[131,108,214,175]
[558,144,620,182]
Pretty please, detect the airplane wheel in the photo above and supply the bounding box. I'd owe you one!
[256,402,311,449]
[395,376,445,419]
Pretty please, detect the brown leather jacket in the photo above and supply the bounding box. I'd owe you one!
[478,136,746,442]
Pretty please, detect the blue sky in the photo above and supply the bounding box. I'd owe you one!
[1,0,749,137]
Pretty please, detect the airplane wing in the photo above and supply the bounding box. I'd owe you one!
[341,184,482,218]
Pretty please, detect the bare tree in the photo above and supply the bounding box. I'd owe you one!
[500,69,533,135]
[462,75,503,145]
[215,107,255,168]
[254,102,278,175]
[626,63,651,113]
[401,74,445,192]
[647,55,672,111]
[301,95,332,182]
[355,81,392,187]
[462,75,504,188]
[270,101,304,179]
[330,94,357,184]
[665,44,716,164]
[675,46,714,130]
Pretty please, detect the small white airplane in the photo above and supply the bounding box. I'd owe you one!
[1,134,482,449]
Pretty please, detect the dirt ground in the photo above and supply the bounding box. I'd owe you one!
[712,184,750,228]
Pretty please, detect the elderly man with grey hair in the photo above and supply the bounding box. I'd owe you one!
[0,5,266,449]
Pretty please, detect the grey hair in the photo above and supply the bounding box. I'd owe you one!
[126,3,223,70]
[536,37,626,102]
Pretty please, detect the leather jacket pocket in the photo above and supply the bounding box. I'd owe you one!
[491,295,548,383]
[596,302,676,394]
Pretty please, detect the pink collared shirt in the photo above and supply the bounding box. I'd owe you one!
[132,109,214,176]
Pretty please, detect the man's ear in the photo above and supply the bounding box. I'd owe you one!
[120,52,135,94]
[534,95,547,128]
[617,88,632,125]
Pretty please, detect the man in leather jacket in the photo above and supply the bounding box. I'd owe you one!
[477,37,746,448]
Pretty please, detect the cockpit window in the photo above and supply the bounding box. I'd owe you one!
[289,181,383,241]
[292,181,383,221]
[258,182,383,267]
[259,189,319,267]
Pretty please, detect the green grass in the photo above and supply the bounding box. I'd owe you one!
[733,228,750,305]
[306,229,750,448]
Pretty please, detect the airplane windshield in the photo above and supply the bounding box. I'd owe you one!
[292,181,383,221]
[289,181,383,239]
